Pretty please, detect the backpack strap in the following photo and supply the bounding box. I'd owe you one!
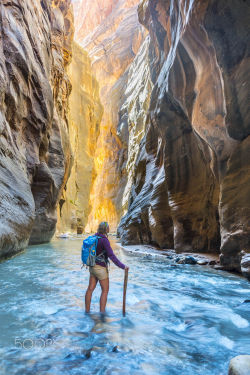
[95,236,109,265]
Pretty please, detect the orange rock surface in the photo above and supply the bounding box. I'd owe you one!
[57,42,103,234]
[73,0,147,232]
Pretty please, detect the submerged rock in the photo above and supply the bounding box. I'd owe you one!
[81,348,92,359]
[176,258,186,264]
[197,260,209,266]
[213,265,226,271]
[229,355,250,375]
[184,256,197,265]
[176,256,197,265]
[209,260,217,266]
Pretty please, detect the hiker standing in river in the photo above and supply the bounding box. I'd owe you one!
[85,221,129,313]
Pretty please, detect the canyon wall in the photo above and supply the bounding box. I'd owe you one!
[73,0,147,232]
[56,41,103,234]
[0,0,74,257]
[118,0,250,273]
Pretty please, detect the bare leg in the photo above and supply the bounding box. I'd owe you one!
[99,278,109,313]
[85,275,98,313]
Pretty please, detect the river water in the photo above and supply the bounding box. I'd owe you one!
[0,237,249,375]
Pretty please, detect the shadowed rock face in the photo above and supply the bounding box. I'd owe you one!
[117,36,153,217]
[0,0,74,256]
[118,0,250,273]
[204,0,250,271]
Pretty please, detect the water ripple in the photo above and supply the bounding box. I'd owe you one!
[0,238,249,375]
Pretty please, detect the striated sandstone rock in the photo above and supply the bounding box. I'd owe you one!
[219,136,250,270]
[29,0,74,244]
[56,41,103,234]
[73,0,120,42]
[204,0,250,270]
[73,0,147,232]
[117,36,153,216]
[0,0,74,256]
[118,0,250,273]
[119,0,220,251]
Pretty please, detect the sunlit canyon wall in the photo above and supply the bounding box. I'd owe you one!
[61,0,249,275]
[0,0,74,256]
[56,41,103,234]
[118,0,250,274]
[72,0,147,232]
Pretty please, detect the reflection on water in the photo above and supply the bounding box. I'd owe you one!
[0,238,249,375]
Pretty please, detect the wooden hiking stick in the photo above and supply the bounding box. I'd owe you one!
[122,268,129,316]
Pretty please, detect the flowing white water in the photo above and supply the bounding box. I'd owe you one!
[0,238,249,375]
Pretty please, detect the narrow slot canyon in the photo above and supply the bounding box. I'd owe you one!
[2,0,247,274]
[56,0,250,278]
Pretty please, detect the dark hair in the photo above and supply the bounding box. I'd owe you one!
[97,221,109,235]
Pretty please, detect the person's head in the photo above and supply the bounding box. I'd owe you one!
[97,221,109,235]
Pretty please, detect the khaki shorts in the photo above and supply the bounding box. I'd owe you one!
[89,265,109,281]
